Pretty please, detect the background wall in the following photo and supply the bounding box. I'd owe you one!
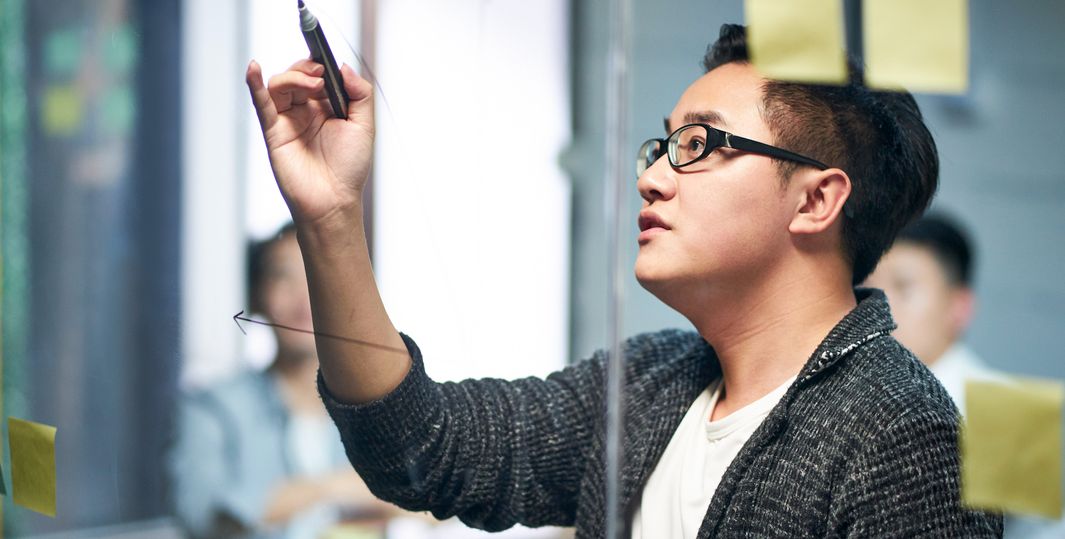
[922,0,1065,379]
[373,0,571,384]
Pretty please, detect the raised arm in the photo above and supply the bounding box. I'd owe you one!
[319,333,605,530]
[245,59,407,404]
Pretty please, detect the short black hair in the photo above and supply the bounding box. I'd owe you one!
[703,24,938,284]
[246,221,298,314]
[895,213,973,286]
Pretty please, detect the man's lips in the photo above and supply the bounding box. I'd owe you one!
[638,211,671,232]
[637,211,671,245]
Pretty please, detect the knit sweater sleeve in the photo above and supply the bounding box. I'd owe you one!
[318,333,602,531]
[828,406,1002,537]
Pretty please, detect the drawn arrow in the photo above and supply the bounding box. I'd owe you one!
[232,310,408,355]
[233,310,248,335]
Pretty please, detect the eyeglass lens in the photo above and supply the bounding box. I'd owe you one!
[636,139,663,177]
[670,125,716,168]
[637,125,723,177]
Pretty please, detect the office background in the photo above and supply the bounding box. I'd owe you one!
[1,0,1062,536]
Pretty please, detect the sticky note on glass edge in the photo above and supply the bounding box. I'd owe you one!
[745,0,848,84]
[863,0,969,93]
[8,417,58,517]
[321,524,385,539]
[962,378,1063,519]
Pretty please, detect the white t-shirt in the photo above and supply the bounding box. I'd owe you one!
[928,343,1003,416]
[630,375,796,539]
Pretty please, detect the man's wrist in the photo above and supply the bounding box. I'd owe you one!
[294,205,366,254]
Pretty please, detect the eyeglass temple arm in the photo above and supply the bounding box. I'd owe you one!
[724,133,830,170]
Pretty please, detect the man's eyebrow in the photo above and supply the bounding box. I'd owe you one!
[664,110,729,135]
[684,110,728,128]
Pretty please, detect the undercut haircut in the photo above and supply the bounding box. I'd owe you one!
[703,24,939,284]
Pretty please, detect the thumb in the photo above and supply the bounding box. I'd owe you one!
[341,63,374,124]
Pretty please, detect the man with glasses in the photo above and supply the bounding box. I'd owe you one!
[247,23,1000,538]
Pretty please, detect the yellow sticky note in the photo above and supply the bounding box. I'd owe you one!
[8,417,58,517]
[745,0,848,84]
[321,524,385,539]
[41,85,84,136]
[962,378,1063,519]
[863,0,969,93]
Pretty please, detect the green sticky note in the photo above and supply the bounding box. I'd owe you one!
[962,378,1064,519]
[41,85,84,136]
[101,85,136,136]
[863,0,969,93]
[8,417,58,517]
[43,27,83,77]
[745,0,848,84]
[103,24,139,74]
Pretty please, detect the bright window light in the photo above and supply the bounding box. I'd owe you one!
[374,0,571,382]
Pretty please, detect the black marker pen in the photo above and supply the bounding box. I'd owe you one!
[298,0,349,119]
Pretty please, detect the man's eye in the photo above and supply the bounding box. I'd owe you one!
[687,139,705,153]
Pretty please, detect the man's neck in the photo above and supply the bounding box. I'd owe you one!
[688,267,857,421]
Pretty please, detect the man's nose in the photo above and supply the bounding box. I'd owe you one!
[637,156,676,203]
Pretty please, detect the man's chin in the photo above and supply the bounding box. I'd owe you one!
[634,266,671,296]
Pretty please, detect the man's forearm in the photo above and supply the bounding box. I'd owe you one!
[296,210,410,404]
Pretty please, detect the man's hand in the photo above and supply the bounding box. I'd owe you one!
[244,57,408,406]
[246,59,374,228]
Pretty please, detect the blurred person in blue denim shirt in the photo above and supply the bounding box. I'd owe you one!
[168,223,393,539]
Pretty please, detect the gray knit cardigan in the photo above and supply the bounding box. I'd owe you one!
[319,289,1002,537]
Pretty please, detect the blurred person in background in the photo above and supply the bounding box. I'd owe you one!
[863,213,999,414]
[168,222,394,539]
[866,213,1065,537]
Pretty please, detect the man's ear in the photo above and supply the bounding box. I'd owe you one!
[949,287,975,337]
[788,168,852,235]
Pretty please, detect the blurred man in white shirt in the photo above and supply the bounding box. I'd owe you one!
[865,213,999,415]
[867,214,1065,537]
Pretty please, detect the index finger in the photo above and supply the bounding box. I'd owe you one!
[290,58,326,77]
[246,60,277,129]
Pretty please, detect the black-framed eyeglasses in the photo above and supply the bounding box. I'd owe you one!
[636,123,829,178]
